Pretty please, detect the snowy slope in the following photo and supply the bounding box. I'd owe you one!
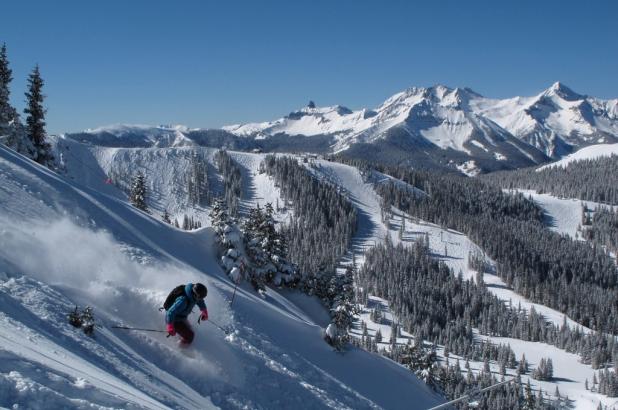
[537,143,618,170]
[54,136,221,226]
[0,145,443,409]
[33,139,618,408]
[514,190,617,239]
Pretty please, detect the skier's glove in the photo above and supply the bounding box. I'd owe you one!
[166,323,176,336]
[200,309,209,321]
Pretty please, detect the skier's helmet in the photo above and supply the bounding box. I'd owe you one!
[193,283,207,300]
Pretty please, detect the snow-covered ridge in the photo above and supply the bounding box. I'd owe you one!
[537,143,618,170]
[66,83,618,173]
[68,124,197,148]
[224,82,618,159]
[223,85,522,153]
[471,82,618,157]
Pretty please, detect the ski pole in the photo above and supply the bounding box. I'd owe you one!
[110,325,166,333]
[427,378,514,410]
[209,320,231,335]
[230,261,245,307]
[198,317,231,335]
[230,278,240,307]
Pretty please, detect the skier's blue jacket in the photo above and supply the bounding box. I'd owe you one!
[165,283,207,324]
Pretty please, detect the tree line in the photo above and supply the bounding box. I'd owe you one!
[482,156,618,205]
[215,149,242,216]
[580,204,618,255]
[356,240,571,408]
[375,167,618,335]
[263,155,357,281]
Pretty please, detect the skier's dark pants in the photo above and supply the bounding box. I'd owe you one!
[173,320,194,344]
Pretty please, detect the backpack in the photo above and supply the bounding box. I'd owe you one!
[162,285,186,311]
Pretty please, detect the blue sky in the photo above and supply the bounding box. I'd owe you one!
[3,0,617,134]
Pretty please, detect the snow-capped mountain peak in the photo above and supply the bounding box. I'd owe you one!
[470,83,618,158]
[218,84,549,172]
[543,81,584,101]
[66,83,618,173]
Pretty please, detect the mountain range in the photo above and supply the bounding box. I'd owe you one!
[65,82,618,174]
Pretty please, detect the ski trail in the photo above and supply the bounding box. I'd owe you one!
[229,151,291,221]
[304,160,385,267]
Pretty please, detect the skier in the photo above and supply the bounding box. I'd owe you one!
[164,282,209,345]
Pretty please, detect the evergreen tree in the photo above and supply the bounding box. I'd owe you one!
[330,265,359,348]
[518,353,529,375]
[375,328,382,343]
[162,209,171,224]
[129,171,149,212]
[182,214,189,230]
[390,322,399,348]
[0,43,12,131]
[532,357,553,381]
[242,203,297,290]
[187,151,209,206]
[24,65,52,165]
[524,380,535,410]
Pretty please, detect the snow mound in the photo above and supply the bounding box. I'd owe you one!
[537,143,618,170]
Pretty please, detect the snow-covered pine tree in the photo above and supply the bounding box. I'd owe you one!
[417,347,439,390]
[242,203,297,290]
[210,198,229,238]
[242,205,268,290]
[162,209,171,224]
[375,328,382,343]
[524,380,535,409]
[182,214,189,230]
[211,198,244,280]
[532,357,553,381]
[370,307,383,324]
[329,265,358,349]
[260,203,289,284]
[390,322,398,348]
[331,266,359,335]
[24,65,52,166]
[129,171,149,213]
